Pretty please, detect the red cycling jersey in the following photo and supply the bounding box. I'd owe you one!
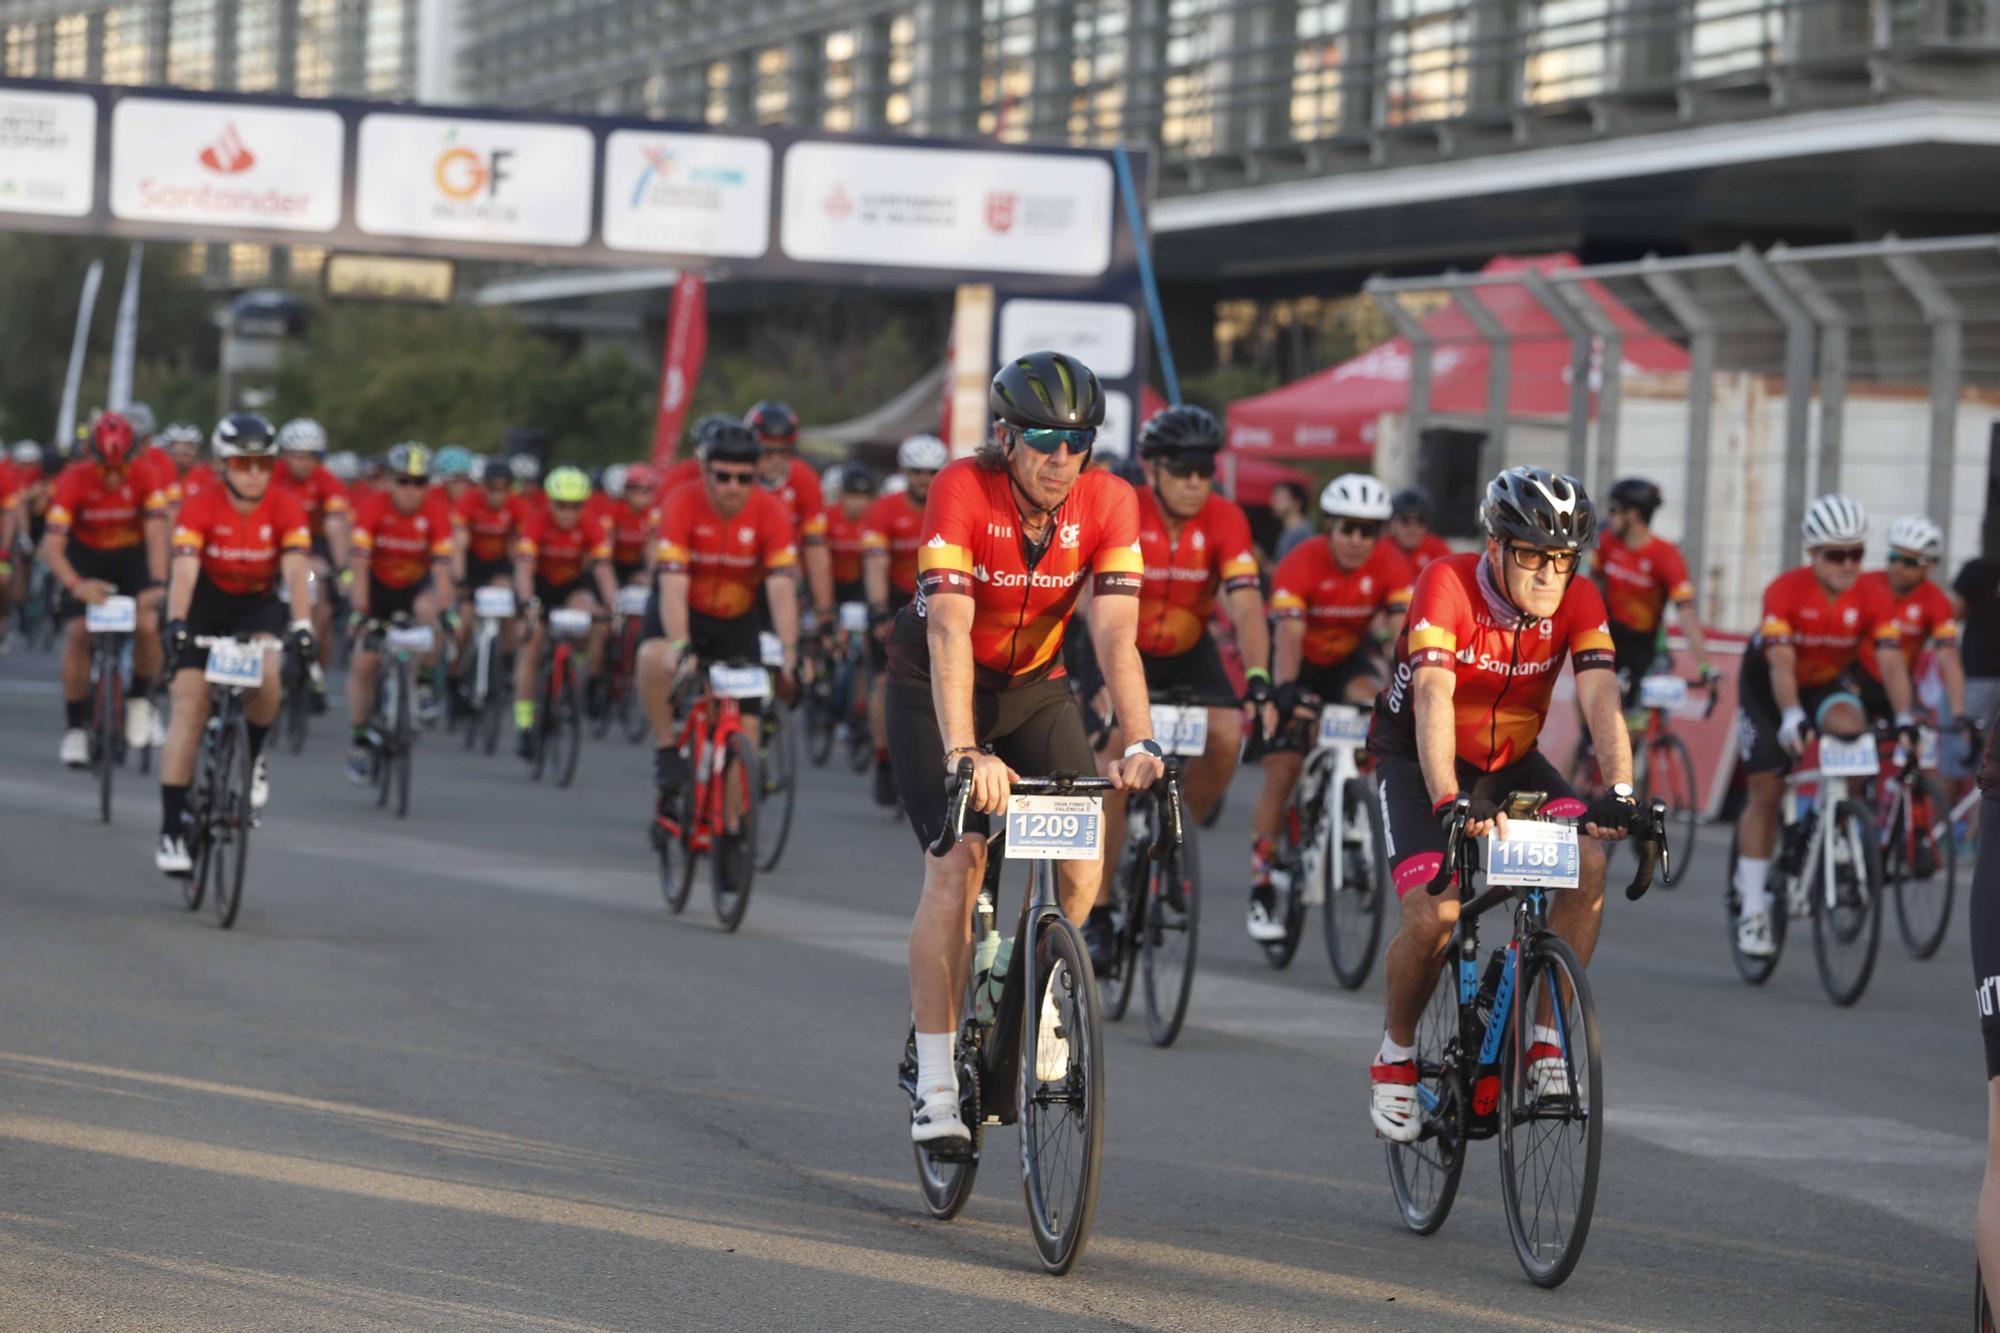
[899,458,1142,690]
[1396,533,1455,577]
[1370,553,1617,772]
[47,459,170,551]
[1270,537,1415,667]
[171,483,310,596]
[1854,570,1958,680]
[584,493,654,569]
[178,465,217,506]
[765,456,828,546]
[518,507,611,587]
[453,489,528,565]
[1597,530,1693,635]
[826,505,868,587]
[657,458,701,496]
[271,463,351,542]
[1754,565,1901,689]
[352,489,455,590]
[1134,488,1259,658]
[860,491,925,596]
[656,483,797,620]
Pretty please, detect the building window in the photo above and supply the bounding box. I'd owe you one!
[366,0,408,96]
[289,245,327,281]
[53,15,88,79]
[754,45,788,124]
[103,5,150,85]
[824,28,857,132]
[237,0,280,91]
[644,70,670,118]
[168,0,217,89]
[5,23,36,77]
[1068,0,1126,145]
[978,0,1036,142]
[884,13,914,126]
[1291,1,1347,142]
[705,60,730,124]
[295,0,337,97]
[1689,0,1781,79]
[228,243,271,284]
[1161,0,1221,159]
[1525,0,1607,104]
[1380,0,1469,125]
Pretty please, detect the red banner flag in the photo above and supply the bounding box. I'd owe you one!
[651,273,707,468]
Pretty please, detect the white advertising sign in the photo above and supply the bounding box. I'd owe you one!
[781,142,1113,277]
[110,99,342,232]
[1097,389,1133,459]
[356,114,593,247]
[997,299,1136,380]
[602,130,771,258]
[0,90,95,218]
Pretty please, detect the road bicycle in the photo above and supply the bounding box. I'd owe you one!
[359,614,432,819]
[595,584,651,743]
[898,762,1183,1274]
[464,585,515,755]
[180,633,282,929]
[804,604,873,772]
[278,569,324,757]
[1726,732,1885,1005]
[525,606,596,788]
[752,632,798,873]
[17,556,57,652]
[1570,672,1713,887]
[1869,724,1965,960]
[1388,789,1667,1288]
[652,657,763,930]
[83,594,136,824]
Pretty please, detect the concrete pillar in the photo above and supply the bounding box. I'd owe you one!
[852,14,889,131]
[1341,0,1382,130]
[1466,0,1519,113]
[726,48,754,125]
[275,0,298,91]
[214,0,239,89]
[1123,0,1166,147]
[910,0,967,135]
[32,19,54,77]
[1220,0,1296,150]
[84,10,105,81]
[334,0,368,94]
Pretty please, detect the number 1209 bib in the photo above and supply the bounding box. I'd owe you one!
[1004,795,1102,861]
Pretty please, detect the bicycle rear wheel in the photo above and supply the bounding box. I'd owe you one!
[211,713,252,929]
[805,677,836,767]
[754,705,797,872]
[1649,734,1699,887]
[1098,847,1139,1024]
[183,747,212,913]
[96,660,120,824]
[282,650,310,755]
[1019,912,1103,1275]
[712,732,760,931]
[1725,828,1787,985]
[1810,799,1884,1006]
[553,658,584,788]
[1498,933,1602,1288]
[1387,953,1465,1235]
[480,650,508,756]
[900,1026,982,1219]
[1892,775,1956,960]
[1142,818,1200,1048]
[1324,777,1387,989]
[655,778,697,913]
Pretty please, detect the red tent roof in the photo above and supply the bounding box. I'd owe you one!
[1225,253,1689,461]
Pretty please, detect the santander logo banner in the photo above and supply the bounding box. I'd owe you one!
[109,98,342,232]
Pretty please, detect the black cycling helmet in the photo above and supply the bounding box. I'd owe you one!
[1390,487,1432,523]
[698,417,760,465]
[989,351,1105,430]
[744,400,800,444]
[840,466,877,496]
[1482,466,1595,550]
[211,412,278,459]
[1607,476,1663,521]
[1137,404,1222,458]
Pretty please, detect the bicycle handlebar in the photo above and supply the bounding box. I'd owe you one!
[1425,792,1670,903]
[927,757,1184,861]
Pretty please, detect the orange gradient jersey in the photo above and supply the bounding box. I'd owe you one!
[1270,537,1415,667]
[47,460,170,551]
[860,491,925,595]
[826,505,866,587]
[656,483,797,620]
[1597,531,1693,635]
[1369,553,1617,772]
[351,489,455,590]
[1755,565,1900,689]
[172,484,310,596]
[907,459,1142,689]
[1134,488,1259,658]
[1854,570,1957,680]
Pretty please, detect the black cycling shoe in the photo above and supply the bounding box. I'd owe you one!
[309,685,329,716]
[654,747,690,794]
[515,727,534,759]
[872,757,896,808]
[1082,905,1118,972]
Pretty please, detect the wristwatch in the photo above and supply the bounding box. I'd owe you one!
[1123,738,1164,761]
[1609,782,1636,804]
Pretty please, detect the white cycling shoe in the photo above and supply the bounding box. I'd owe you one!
[155,834,191,876]
[1034,988,1071,1082]
[250,755,270,810]
[1736,911,1777,958]
[1371,1060,1422,1143]
[59,727,88,767]
[125,697,155,750]
[910,1091,971,1146]
[1246,886,1288,943]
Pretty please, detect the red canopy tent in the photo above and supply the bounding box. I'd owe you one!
[1224,253,1689,461]
[1135,384,1309,507]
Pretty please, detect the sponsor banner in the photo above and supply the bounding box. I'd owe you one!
[602,130,771,258]
[355,113,593,247]
[996,298,1136,380]
[110,99,342,232]
[781,142,1112,277]
[0,89,95,218]
[1098,389,1133,459]
[651,273,708,467]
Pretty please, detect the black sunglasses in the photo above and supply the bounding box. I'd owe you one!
[1887,551,1930,568]
[1505,542,1581,574]
[1816,546,1865,565]
[1159,457,1216,480]
[393,477,427,489]
[1336,520,1383,540]
[709,467,756,486]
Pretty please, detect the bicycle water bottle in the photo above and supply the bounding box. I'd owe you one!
[975,937,1013,1027]
[970,930,1001,1024]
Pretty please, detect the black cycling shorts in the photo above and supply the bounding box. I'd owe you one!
[1300,644,1384,706]
[869,591,912,672]
[1609,622,1658,712]
[640,581,762,661]
[614,558,646,588]
[1972,795,2000,1078]
[465,555,512,591]
[174,575,287,674]
[886,676,1096,853]
[1736,648,1867,775]
[1142,634,1239,708]
[1852,668,1898,729]
[368,576,429,625]
[58,542,151,622]
[1376,750,1586,899]
[536,576,596,610]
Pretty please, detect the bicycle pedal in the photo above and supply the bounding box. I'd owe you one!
[922,1138,979,1165]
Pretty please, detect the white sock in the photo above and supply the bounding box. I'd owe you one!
[1736,857,1772,918]
[1532,1024,1563,1050]
[915,1031,957,1102]
[1377,1031,1416,1064]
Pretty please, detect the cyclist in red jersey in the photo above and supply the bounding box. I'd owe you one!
[1731,494,1916,957]
[1388,487,1455,575]
[1597,477,1716,705]
[1854,515,1967,740]
[746,401,836,635]
[887,351,1163,1148]
[655,453,703,501]
[4,440,50,620]
[1366,467,1639,1143]
[586,462,659,590]
[860,434,945,806]
[272,419,350,711]
[346,443,458,782]
[511,466,620,755]
[1248,474,1415,940]
[155,414,312,874]
[160,424,215,506]
[825,466,875,602]
[637,419,799,804]
[44,411,171,767]
[508,452,549,526]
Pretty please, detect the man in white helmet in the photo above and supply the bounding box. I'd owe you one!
[1246,472,1415,943]
[1852,516,1967,753]
[1732,495,1916,958]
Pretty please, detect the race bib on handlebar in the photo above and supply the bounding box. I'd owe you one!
[1637,675,1688,711]
[474,587,516,619]
[548,608,593,639]
[1150,703,1209,757]
[1004,794,1102,861]
[709,663,770,699]
[1485,819,1580,890]
[1895,727,1941,770]
[386,624,436,654]
[616,586,650,617]
[838,602,870,633]
[1816,734,1876,778]
[84,596,137,634]
[758,631,785,667]
[203,640,265,688]
[1317,704,1371,749]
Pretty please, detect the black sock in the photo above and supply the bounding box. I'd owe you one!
[64,699,87,728]
[247,722,270,761]
[128,675,153,699]
[161,783,188,836]
[352,724,370,746]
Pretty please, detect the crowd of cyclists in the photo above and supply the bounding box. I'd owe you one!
[0,350,1990,1288]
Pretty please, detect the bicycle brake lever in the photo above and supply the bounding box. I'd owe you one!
[927,757,977,858]
[1425,796,1472,896]
[1624,798,1668,901]
[1150,769,1183,862]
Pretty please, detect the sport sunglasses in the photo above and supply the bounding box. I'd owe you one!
[1159,457,1216,480]
[1815,546,1865,565]
[1012,426,1097,455]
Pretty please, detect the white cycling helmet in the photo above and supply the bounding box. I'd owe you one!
[820,464,845,496]
[325,450,361,481]
[124,402,156,440]
[882,473,909,496]
[1320,474,1393,522]
[1801,494,1867,548]
[897,433,949,471]
[278,417,327,454]
[602,462,629,499]
[1886,514,1944,561]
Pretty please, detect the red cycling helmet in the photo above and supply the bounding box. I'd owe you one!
[88,411,137,470]
[624,462,658,492]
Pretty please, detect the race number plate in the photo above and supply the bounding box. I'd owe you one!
[759,631,785,667]
[548,608,593,639]
[1817,735,1877,777]
[203,640,264,688]
[1317,704,1372,748]
[1919,728,1939,770]
[84,596,137,633]
[386,624,435,654]
[1486,819,1581,890]
[1004,794,1102,861]
[1637,675,1688,711]
[1150,703,1209,757]
[616,585,650,617]
[839,602,870,633]
[709,664,771,699]
[474,587,516,618]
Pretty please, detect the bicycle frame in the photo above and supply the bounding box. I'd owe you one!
[1296,733,1364,907]
[1781,764,1859,917]
[670,682,755,854]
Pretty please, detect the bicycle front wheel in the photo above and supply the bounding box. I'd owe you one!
[1649,734,1700,887]
[712,732,760,932]
[655,779,697,913]
[553,658,584,789]
[1019,912,1103,1275]
[1726,828,1787,985]
[96,661,120,824]
[1142,818,1200,1048]
[393,671,414,819]
[1324,777,1387,989]
[1498,933,1602,1288]
[1386,951,1465,1235]
[754,705,797,872]
[212,713,253,930]
[1098,848,1139,1025]
[183,753,212,913]
[1810,799,1884,1006]
[1892,775,1956,960]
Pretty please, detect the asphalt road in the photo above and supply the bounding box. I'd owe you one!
[0,647,1982,1331]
